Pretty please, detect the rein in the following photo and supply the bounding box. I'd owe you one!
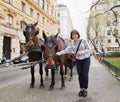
[27,48,42,53]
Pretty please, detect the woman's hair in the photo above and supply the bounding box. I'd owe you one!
[70,29,80,39]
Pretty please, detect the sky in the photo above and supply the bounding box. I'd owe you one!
[57,0,93,38]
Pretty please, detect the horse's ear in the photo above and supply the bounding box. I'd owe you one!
[42,32,47,40]
[23,30,26,36]
[35,28,39,35]
[34,22,38,27]
[55,33,59,39]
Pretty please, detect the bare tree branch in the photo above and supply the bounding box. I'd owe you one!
[91,4,120,22]
[88,0,101,12]
[79,0,101,13]
[92,10,111,18]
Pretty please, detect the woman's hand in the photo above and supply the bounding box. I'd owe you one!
[56,52,60,56]
[76,52,81,56]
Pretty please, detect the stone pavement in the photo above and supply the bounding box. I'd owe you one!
[0,56,120,102]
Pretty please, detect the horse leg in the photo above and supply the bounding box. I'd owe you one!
[49,67,55,90]
[30,66,35,88]
[64,64,67,79]
[39,63,44,88]
[69,68,73,81]
[60,66,65,90]
[44,66,49,80]
[55,61,59,74]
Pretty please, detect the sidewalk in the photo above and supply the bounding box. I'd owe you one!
[0,56,120,102]
[0,64,22,72]
[88,56,120,102]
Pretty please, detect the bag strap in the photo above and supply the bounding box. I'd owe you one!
[75,39,82,55]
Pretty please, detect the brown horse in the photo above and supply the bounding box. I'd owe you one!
[20,44,25,54]
[65,53,75,81]
[42,32,66,90]
[23,22,44,88]
[64,39,75,81]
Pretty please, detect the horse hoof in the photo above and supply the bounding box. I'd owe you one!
[49,85,54,90]
[30,84,34,88]
[69,77,73,81]
[55,70,59,74]
[64,75,67,79]
[40,84,44,88]
[60,85,65,90]
[44,76,48,80]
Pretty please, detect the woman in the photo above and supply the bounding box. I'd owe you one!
[56,29,91,97]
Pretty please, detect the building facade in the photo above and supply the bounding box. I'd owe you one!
[0,0,57,59]
[57,4,73,39]
[87,0,120,53]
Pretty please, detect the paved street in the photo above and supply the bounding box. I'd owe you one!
[0,56,120,102]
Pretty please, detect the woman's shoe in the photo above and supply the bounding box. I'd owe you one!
[78,91,83,97]
[83,91,88,97]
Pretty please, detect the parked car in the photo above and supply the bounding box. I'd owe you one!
[13,55,28,64]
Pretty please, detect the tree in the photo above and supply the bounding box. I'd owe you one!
[86,0,120,53]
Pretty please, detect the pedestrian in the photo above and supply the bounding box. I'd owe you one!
[1,54,6,64]
[56,29,91,97]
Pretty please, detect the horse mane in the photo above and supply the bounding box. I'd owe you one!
[59,36,65,43]
[56,36,65,51]
[34,37,44,49]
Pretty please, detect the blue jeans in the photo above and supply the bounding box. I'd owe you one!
[76,57,90,89]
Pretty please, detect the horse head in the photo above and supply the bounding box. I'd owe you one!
[42,32,60,68]
[23,22,39,49]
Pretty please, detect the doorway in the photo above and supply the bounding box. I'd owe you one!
[3,36,11,59]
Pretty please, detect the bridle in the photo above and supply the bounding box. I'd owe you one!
[44,36,58,59]
[25,25,36,42]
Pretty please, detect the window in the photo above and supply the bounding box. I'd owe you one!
[42,17,45,24]
[106,21,110,26]
[112,2,118,6]
[58,21,60,25]
[107,30,111,35]
[36,0,40,4]
[115,38,118,43]
[5,0,12,4]
[106,4,109,9]
[58,13,60,17]
[114,28,119,35]
[54,12,56,18]
[108,39,111,43]
[37,13,40,20]
[113,21,117,26]
[47,5,49,13]
[20,21,26,30]
[58,28,60,33]
[107,47,110,51]
[42,0,45,9]
[30,8,33,17]
[21,2,26,12]
[7,15,13,27]
[47,20,49,25]
[96,40,98,44]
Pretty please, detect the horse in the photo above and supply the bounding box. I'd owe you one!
[64,39,75,81]
[65,53,75,81]
[42,32,66,90]
[23,22,44,88]
[20,44,25,54]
